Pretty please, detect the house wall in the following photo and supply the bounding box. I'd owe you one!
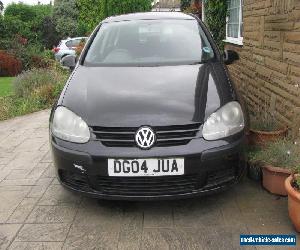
[225,0,300,132]
[154,0,181,8]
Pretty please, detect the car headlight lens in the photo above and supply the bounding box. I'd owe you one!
[51,106,90,143]
[202,101,244,140]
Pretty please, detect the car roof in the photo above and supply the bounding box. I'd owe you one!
[102,12,195,23]
[69,37,88,40]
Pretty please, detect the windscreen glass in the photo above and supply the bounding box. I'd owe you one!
[84,19,215,66]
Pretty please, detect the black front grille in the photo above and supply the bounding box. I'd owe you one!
[59,167,238,197]
[93,175,206,196]
[91,123,201,147]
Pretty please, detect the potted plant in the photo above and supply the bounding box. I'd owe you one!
[248,139,300,196]
[249,115,288,147]
[285,165,300,232]
[248,99,288,147]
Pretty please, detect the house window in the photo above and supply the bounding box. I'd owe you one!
[226,0,243,45]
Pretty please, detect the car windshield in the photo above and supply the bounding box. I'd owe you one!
[84,19,215,66]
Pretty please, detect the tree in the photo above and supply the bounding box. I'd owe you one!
[40,16,60,48]
[203,0,227,49]
[0,1,3,14]
[3,3,52,43]
[76,0,104,32]
[5,3,38,23]
[105,0,152,17]
[180,0,191,11]
[53,0,80,38]
[77,0,152,33]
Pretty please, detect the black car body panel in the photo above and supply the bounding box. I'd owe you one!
[60,62,235,127]
[50,12,246,200]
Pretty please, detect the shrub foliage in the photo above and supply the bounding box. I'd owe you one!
[0,50,22,76]
[3,3,52,44]
[203,0,227,50]
[13,68,67,98]
[180,0,192,11]
[0,67,68,121]
[77,0,152,32]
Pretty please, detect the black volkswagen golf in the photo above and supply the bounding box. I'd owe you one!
[50,12,246,200]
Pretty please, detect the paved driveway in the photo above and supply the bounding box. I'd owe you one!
[0,110,298,249]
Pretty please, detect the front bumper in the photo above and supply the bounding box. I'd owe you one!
[51,136,246,200]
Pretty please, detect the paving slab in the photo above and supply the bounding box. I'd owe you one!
[26,205,77,223]
[63,229,119,250]
[0,188,30,223]
[38,184,81,206]
[7,197,39,224]
[8,242,64,250]
[15,223,70,242]
[117,210,143,250]
[0,224,22,250]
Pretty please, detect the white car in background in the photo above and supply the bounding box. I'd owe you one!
[52,37,88,61]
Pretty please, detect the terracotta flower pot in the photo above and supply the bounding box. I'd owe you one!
[262,165,291,196]
[285,175,300,232]
[248,127,288,147]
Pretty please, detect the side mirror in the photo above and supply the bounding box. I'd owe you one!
[223,50,239,65]
[61,55,76,70]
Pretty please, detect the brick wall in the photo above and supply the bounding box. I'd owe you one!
[225,0,300,132]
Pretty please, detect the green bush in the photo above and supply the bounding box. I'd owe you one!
[3,3,52,43]
[7,39,57,70]
[0,67,68,121]
[13,68,68,98]
[77,0,152,33]
[181,0,192,11]
[0,96,43,120]
[8,41,45,70]
[204,0,227,50]
[42,49,55,60]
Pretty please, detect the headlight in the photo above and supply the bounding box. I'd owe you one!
[202,101,244,140]
[51,106,90,143]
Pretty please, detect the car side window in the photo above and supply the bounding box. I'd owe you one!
[66,40,73,48]
[72,39,81,47]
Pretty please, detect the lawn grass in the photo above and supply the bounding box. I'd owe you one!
[0,77,14,97]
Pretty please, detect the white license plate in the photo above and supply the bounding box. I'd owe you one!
[108,158,184,177]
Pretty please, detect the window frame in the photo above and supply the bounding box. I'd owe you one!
[225,0,243,46]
